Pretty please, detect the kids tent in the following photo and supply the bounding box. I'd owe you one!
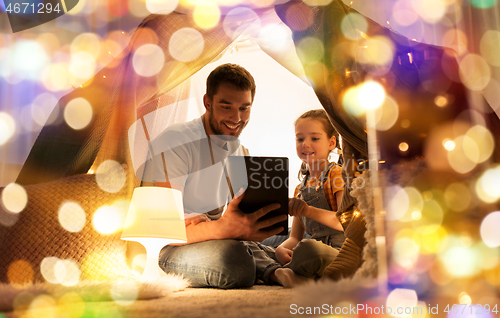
[7,0,500,286]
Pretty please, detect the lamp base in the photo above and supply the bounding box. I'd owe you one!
[122,238,185,280]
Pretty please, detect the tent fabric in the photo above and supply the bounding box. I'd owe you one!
[16,8,273,185]
[13,2,377,282]
[14,0,494,283]
[16,2,372,191]
[273,0,492,210]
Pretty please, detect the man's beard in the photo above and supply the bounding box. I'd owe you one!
[208,108,247,139]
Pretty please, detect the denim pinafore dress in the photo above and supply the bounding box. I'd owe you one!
[298,163,346,250]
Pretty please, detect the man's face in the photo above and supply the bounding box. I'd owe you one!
[204,82,252,138]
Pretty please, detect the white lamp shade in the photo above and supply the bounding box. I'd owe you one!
[121,187,187,241]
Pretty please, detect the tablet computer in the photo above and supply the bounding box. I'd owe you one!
[226,156,288,236]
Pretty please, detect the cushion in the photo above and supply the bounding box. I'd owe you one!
[0,172,135,286]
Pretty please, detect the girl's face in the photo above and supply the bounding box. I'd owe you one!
[295,118,336,166]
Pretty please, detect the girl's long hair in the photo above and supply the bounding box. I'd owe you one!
[295,109,342,181]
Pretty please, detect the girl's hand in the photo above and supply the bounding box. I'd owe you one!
[288,197,310,217]
[275,246,293,265]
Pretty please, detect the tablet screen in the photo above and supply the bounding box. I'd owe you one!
[226,156,289,236]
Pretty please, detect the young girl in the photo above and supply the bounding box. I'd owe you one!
[272,109,345,287]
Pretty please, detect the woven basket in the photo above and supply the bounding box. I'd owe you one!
[0,172,136,285]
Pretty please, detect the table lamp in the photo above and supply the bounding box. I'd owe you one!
[121,187,187,280]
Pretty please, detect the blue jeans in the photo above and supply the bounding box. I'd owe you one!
[159,239,256,289]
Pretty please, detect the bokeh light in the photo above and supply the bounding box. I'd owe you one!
[58,201,86,232]
[438,236,482,277]
[341,13,368,40]
[459,54,491,91]
[442,29,468,56]
[69,51,97,81]
[257,23,291,53]
[480,30,500,67]
[95,160,127,193]
[7,260,34,285]
[477,244,500,275]
[358,36,395,73]
[412,200,443,235]
[57,292,85,318]
[374,95,399,131]
[475,166,500,203]
[108,0,129,17]
[447,135,477,174]
[386,186,426,223]
[40,257,61,284]
[464,125,494,163]
[342,85,365,117]
[458,292,472,305]
[400,119,410,129]
[0,112,16,145]
[146,0,178,14]
[70,33,101,59]
[111,280,139,306]
[442,138,455,151]
[386,288,418,317]
[31,93,59,127]
[393,237,420,268]
[444,182,471,212]
[399,142,409,152]
[64,97,93,130]
[168,28,204,63]
[342,81,386,116]
[480,211,500,247]
[27,294,57,318]
[193,3,221,29]
[12,40,49,80]
[296,36,325,64]
[223,7,260,40]
[55,259,81,286]
[284,2,314,32]
[420,227,448,254]
[470,0,498,9]
[133,44,165,77]
[132,27,159,49]
[128,0,150,17]
[106,30,132,56]
[435,95,449,108]
[93,205,123,235]
[41,63,71,91]
[359,81,386,110]
[391,0,419,27]
[412,0,447,24]
[1,183,28,214]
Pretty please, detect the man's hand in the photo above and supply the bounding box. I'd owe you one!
[288,197,310,217]
[184,213,210,226]
[217,190,287,241]
[275,246,293,265]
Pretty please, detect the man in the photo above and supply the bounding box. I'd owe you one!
[143,63,286,288]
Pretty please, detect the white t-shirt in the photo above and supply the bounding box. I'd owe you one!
[141,117,248,219]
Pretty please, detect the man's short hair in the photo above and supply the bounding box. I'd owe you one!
[206,63,256,101]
